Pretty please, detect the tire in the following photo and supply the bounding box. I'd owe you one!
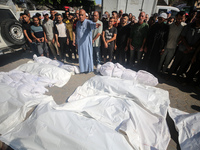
[1,19,26,45]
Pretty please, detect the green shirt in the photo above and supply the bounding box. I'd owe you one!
[130,22,149,47]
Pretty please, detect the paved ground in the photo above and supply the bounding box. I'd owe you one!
[0,50,200,150]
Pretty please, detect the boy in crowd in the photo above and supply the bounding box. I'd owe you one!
[102,17,117,63]
[31,16,49,57]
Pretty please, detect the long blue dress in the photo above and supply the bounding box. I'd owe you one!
[76,19,96,73]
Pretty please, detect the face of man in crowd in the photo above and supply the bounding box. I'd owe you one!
[93,11,99,22]
[121,16,128,25]
[138,12,145,24]
[68,15,73,21]
[75,10,79,19]
[108,18,114,27]
[168,18,174,24]
[65,11,69,18]
[129,13,132,19]
[112,12,117,20]
[33,17,39,25]
[158,17,165,24]
[50,10,55,16]
[44,14,49,20]
[119,10,123,17]
[22,14,29,23]
[79,9,86,22]
[57,15,63,23]
[145,14,149,21]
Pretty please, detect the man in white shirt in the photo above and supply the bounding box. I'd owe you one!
[55,14,69,62]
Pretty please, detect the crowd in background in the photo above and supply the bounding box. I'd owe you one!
[20,8,200,88]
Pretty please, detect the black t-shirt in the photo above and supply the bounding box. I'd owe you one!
[104,27,117,47]
[22,22,34,40]
[116,24,131,48]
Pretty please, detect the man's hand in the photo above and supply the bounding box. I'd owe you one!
[114,45,117,50]
[57,42,60,47]
[52,38,55,43]
[36,38,41,43]
[92,40,94,44]
[96,23,101,28]
[130,45,134,51]
[160,49,164,55]
[41,38,44,43]
[104,42,108,48]
[28,39,32,43]
[67,38,69,45]
[45,39,48,43]
[73,41,76,46]
[144,47,147,53]
[139,47,143,52]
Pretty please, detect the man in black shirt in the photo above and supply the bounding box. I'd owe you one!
[22,13,36,52]
[102,17,117,63]
[115,13,130,65]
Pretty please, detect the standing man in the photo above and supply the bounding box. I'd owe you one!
[145,13,169,74]
[112,11,119,27]
[158,11,186,74]
[76,9,100,73]
[50,9,56,21]
[55,14,69,62]
[42,11,58,60]
[102,17,117,63]
[128,11,149,67]
[31,16,49,57]
[116,13,131,65]
[22,13,36,52]
[92,11,103,66]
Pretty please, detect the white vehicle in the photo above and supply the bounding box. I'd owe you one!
[102,0,179,17]
[16,10,65,21]
[0,4,25,54]
[156,5,180,17]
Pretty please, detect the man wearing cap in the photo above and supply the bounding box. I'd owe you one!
[42,11,58,59]
[158,11,186,74]
[76,9,101,73]
[144,12,169,74]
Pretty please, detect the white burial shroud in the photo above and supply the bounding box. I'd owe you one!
[0,76,171,150]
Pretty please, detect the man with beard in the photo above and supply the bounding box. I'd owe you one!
[75,9,101,73]
[128,12,149,67]
[115,13,131,65]
[144,13,169,75]
[55,14,70,62]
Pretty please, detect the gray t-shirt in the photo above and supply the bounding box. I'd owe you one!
[42,19,54,40]
[92,20,103,47]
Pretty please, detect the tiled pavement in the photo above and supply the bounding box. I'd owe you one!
[0,50,200,150]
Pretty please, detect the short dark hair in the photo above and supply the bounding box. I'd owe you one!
[20,13,24,16]
[112,11,117,14]
[35,13,41,17]
[32,15,39,20]
[24,9,29,15]
[122,13,129,18]
[176,11,186,17]
[22,13,28,17]
[50,9,54,12]
[109,17,114,20]
[56,13,63,17]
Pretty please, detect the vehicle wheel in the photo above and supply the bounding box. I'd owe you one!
[1,19,25,45]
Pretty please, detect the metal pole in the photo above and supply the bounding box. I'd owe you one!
[125,0,128,13]
[140,0,144,12]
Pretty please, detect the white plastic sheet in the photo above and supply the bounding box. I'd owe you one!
[15,61,71,87]
[168,107,200,150]
[97,62,158,86]
[0,76,170,150]
[33,55,80,74]
[0,83,54,135]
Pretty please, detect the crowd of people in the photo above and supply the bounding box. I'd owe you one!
[20,8,200,87]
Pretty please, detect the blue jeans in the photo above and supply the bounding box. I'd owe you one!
[93,47,101,65]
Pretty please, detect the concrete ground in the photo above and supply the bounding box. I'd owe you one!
[0,50,200,150]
